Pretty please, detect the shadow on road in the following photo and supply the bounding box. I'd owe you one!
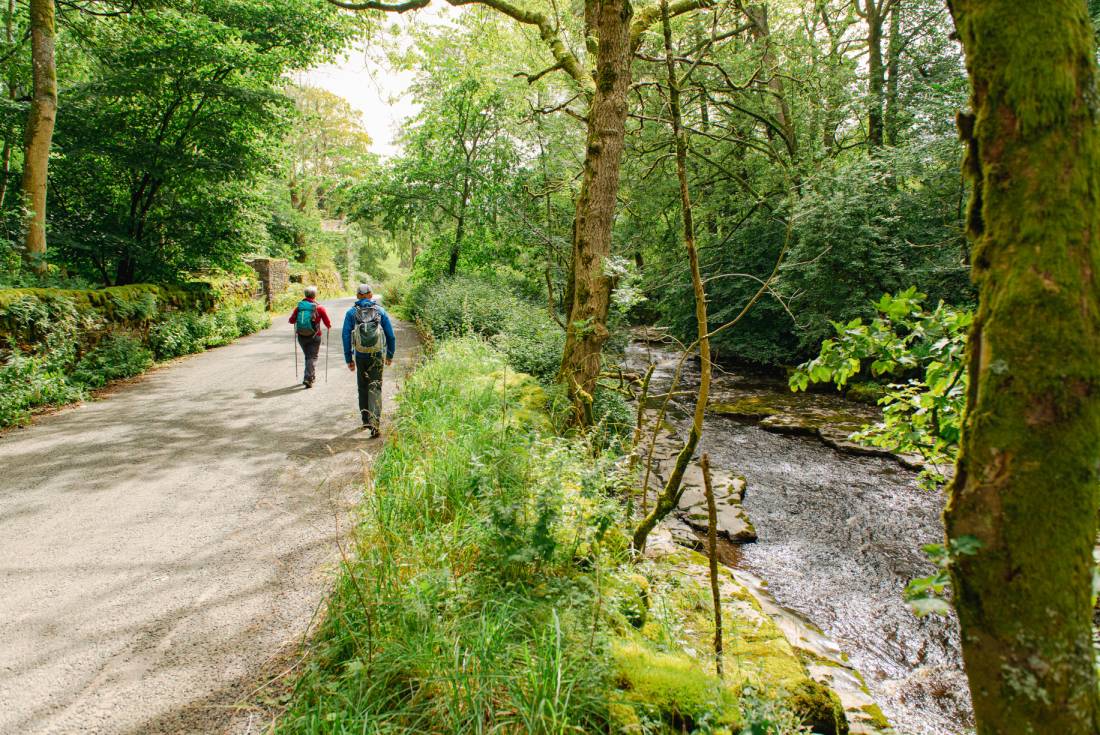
[253,384,306,399]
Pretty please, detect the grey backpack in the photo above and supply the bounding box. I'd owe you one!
[352,303,383,354]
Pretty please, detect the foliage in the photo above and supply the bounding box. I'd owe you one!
[791,288,970,490]
[0,348,85,427]
[71,334,154,388]
[408,274,565,384]
[780,143,973,352]
[0,287,268,427]
[903,536,981,618]
[148,302,268,360]
[275,338,621,733]
[30,0,362,285]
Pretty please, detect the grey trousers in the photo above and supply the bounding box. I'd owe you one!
[355,352,384,427]
[297,333,322,384]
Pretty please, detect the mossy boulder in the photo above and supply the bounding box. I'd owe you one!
[612,640,740,732]
[629,535,853,735]
[786,679,849,735]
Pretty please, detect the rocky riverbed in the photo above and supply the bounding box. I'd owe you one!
[626,336,974,735]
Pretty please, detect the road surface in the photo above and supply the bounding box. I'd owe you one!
[0,299,417,734]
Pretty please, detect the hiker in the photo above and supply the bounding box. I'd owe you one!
[288,286,332,389]
[342,283,396,436]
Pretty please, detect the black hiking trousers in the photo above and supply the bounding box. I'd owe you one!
[297,333,322,384]
[354,351,384,428]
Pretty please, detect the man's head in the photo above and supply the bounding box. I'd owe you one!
[304,285,318,299]
[357,283,373,299]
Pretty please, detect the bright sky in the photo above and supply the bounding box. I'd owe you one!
[298,42,415,159]
[299,7,457,158]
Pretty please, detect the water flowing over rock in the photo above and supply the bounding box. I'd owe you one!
[641,419,757,543]
[626,337,973,735]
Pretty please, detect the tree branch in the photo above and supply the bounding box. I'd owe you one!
[514,62,563,84]
[445,0,594,93]
[630,0,715,50]
[328,0,430,12]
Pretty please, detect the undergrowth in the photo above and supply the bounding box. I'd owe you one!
[0,293,270,428]
[276,338,827,735]
[276,338,625,733]
[405,274,565,384]
[405,274,633,440]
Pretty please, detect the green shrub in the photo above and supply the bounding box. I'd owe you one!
[380,272,409,308]
[71,334,154,388]
[233,301,270,335]
[407,274,519,338]
[200,309,240,348]
[494,314,565,384]
[148,301,267,359]
[592,388,633,445]
[408,274,566,384]
[0,285,268,427]
[148,312,202,359]
[0,349,85,427]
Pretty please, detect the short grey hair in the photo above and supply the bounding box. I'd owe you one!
[357,283,373,297]
[304,285,318,298]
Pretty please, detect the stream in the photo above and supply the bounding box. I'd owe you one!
[624,339,974,735]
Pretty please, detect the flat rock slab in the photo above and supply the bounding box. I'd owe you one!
[639,415,757,544]
[0,299,418,735]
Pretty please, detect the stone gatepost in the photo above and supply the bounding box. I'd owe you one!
[246,258,289,308]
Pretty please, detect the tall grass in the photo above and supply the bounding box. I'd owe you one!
[276,339,622,734]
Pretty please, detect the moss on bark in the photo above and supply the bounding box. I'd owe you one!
[946,1,1100,732]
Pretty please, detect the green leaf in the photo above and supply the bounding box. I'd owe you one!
[909,597,952,617]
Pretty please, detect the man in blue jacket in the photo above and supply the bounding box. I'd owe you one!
[342,283,397,437]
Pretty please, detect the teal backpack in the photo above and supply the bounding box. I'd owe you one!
[295,300,319,337]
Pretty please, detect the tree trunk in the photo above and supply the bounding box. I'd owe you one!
[946,2,1100,732]
[0,0,17,210]
[21,0,56,275]
[884,0,901,147]
[743,3,797,161]
[450,176,470,277]
[865,2,885,149]
[631,0,711,553]
[557,0,634,425]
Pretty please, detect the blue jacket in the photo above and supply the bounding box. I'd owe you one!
[343,298,396,363]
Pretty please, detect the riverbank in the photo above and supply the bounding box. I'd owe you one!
[624,336,974,734]
[273,337,852,734]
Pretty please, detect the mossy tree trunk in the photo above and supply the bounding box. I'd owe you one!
[556,0,634,424]
[21,0,56,275]
[947,1,1100,732]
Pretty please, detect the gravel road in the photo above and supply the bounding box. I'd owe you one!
[0,299,418,734]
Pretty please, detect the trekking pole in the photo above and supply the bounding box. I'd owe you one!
[325,327,330,383]
[293,328,298,380]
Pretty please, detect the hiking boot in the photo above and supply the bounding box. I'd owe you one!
[369,427,381,439]
[303,380,313,389]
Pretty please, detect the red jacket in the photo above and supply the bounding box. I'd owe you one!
[288,298,332,333]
